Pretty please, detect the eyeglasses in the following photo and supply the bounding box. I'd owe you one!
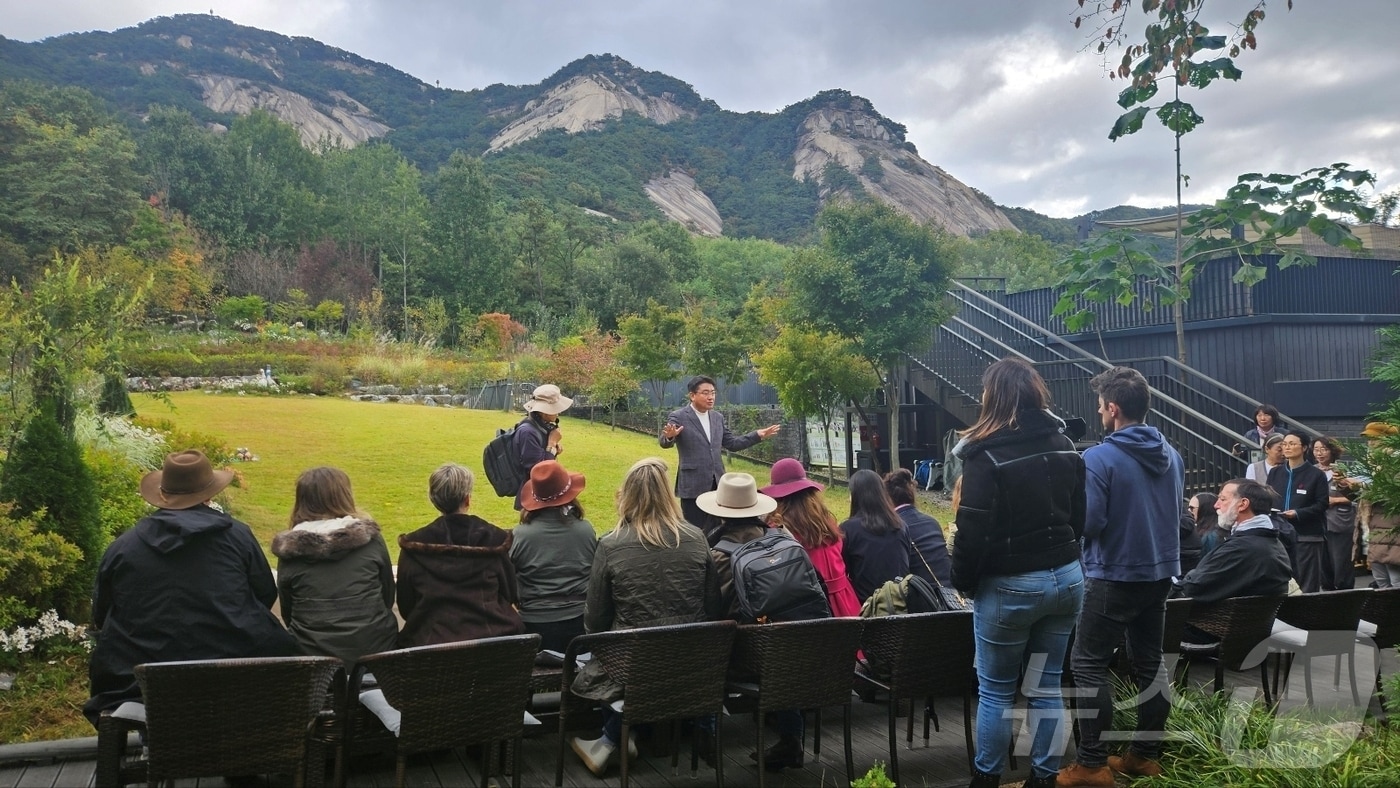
[1187,505,1199,513]
[694,389,716,397]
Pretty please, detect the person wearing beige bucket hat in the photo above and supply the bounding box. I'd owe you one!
[84,449,295,728]
[697,472,777,620]
[511,383,574,510]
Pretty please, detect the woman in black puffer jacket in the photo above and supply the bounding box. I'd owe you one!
[951,358,1086,788]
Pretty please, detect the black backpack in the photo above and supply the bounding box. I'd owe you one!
[482,423,526,497]
[713,531,832,624]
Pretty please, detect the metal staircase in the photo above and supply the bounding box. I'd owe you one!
[908,281,1322,494]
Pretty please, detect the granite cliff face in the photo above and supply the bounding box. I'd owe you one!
[643,171,722,237]
[793,104,1015,236]
[488,73,694,152]
[195,74,391,147]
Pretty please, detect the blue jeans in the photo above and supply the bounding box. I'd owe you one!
[972,561,1084,778]
[1070,577,1172,766]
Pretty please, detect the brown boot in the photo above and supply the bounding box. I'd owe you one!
[1056,762,1114,787]
[1109,751,1164,777]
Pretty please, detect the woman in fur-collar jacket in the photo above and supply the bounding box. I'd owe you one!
[270,467,398,665]
[396,463,524,648]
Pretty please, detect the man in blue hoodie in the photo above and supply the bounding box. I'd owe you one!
[1059,368,1184,787]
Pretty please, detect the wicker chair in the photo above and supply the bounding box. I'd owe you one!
[554,620,738,788]
[1359,587,1400,705]
[727,618,864,787]
[95,656,340,788]
[1268,588,1371,706]
[340,634,541,788]
[853,611,976,786]
[1178,594,1285,706]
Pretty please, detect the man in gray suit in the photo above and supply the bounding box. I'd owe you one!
[659,375,780,532]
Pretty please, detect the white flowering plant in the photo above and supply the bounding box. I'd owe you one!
[0,609,91,669]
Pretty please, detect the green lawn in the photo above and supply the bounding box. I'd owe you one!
[133,393,900,558]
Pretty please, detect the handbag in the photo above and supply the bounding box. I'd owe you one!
[911,540,970,612]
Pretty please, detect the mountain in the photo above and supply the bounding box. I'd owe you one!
[0,14,1015,241]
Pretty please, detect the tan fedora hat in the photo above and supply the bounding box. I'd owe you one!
[139,450,235,510]
[696,472,777,519]
[523,384,574,415]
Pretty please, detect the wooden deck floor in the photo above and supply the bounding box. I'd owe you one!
[0,690,1056,788]
[2,656,1363,788]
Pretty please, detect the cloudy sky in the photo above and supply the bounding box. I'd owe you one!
[4,1,1397,217]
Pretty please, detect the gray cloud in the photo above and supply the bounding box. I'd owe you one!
[3,0,1396,217]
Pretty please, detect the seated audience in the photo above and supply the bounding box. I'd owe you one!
[396,463,523,648]
[85,450,294,727]
[702,472,775,620]
[270,466,398,665]
[840,469,911,602]
[1178,500,1204,576]
[1176,479,1292,603]
[510,459,597,653]
[883,468,952,586]
[1188,492,1227,557]
[570,458,720,777]
[762,459,860,617]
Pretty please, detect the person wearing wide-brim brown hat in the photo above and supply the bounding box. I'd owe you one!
[511,384,574,510]
[510,460,597,653]
[84,449,294,729]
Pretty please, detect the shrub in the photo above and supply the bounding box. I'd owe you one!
[0,505,83,631]
[215,294,268,324]
[83,447,151,540]
[132,415,237,466]
[304,357,347,395]
[0,412,105,620]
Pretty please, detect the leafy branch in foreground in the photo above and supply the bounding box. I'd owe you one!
[1053,164,1376,333]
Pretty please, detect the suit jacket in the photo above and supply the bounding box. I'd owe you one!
[659,405,762,499]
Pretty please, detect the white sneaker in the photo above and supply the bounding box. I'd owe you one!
[627,731,638,759]
[571,736,616,777]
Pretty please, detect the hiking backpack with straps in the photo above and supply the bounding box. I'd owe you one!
[713,531,832,624]
[482,423,526,497]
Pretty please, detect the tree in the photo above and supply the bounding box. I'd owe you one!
[425,153,509,318]
[545,328,638,428]
[616,302,686,419]
[784,200,957,470]
[953,229,1066,292]
[0,410,105,620]
[681,301,750,402]
[753,325,879,483]
[1058,0,1375,361]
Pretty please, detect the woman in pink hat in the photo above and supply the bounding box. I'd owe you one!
[762,458,860,618]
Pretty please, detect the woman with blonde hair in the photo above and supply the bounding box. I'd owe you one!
[270,466,398,665]
[569,457,720,776]
[762,458,860,618]
[951,357,1085,788]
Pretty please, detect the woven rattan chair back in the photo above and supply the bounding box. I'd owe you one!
[1360,587,1400,650]
[570,621,738,725]
[859,611,976,698]
[1163,597,1193,655]
[1187,594,1284,671]
[731,618,863,711]
[357,634,541,756]
[134,656,340,784]
[1277,588,1370,633]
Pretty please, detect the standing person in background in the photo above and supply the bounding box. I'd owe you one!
[1267,431,1330,593]
[1313,436,1358,590]
[511,459,597,654]
[951,358,1085,788]
[839,469,910,603]
[1246,433,1286,483]
[659,375,780,532]
[762,458,861,618]
[513,384,573,510]
[396,463,523,648]
[270,467,398,666]
[1061,367,1183,787]
[1359,422,1400,587]
[883,468,952,586]
[1245,404,1285,449]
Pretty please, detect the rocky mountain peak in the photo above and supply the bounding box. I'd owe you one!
[487,70,697,152]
